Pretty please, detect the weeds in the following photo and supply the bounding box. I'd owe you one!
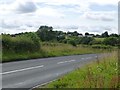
[2,42,109,62]
[41,52,119,88]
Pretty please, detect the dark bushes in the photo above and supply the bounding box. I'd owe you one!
[103,37,118,46]
[2,33,40,53]
[80,37,94,45]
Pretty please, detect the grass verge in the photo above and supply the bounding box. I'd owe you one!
[2,43,111,62]
[37,51,119,88]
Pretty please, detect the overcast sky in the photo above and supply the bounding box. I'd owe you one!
[0,0,119,34]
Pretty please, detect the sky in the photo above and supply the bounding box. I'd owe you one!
[0,0,119,35]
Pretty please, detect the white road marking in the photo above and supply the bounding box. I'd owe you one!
[95,56,98,57]
[1,65,44,75]
[85,57,92,59]
[57,60,76,64]
[81,58,85,60]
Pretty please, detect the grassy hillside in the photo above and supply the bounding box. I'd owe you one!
[39,52,119,88]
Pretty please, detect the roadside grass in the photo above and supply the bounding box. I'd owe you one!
[38,51,119,88]
[2,43,110,62]
[41,43,108,56]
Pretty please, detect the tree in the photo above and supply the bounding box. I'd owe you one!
[101,31,109,37]
[72,31,79,36]
[37,26,56,41]
[109,34,119,37]
[95,34,101,38]
[85,32,89,36]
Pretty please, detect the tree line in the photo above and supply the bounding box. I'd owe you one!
[36,26,119,47]
[2,25,120,54]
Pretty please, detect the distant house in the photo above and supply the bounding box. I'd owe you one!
[85,34,94,37]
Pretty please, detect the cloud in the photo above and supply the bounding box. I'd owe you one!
[54,25,79,29]
[1,20,20,29]
[35,7,64,17]
[0,0,37,14]
[84,12,115,21]
[78,25,117,34]
[90,0,119,5]
[15,1,37,13]
[0,0,118,34]
[89,3,117,11]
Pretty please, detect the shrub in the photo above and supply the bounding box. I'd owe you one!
[90,39,103,45]
[80,37,94,45]
[2,33,41,53]
[67,39,77,46]
[103,37,118,46]
[91,45,112,49]
[2,35,13,51]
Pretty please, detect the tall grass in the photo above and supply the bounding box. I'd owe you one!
[42,52,119,88]
[2,42,110,62]
[41,42,109,57]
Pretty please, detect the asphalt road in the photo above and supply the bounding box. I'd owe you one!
[2,54,103,90]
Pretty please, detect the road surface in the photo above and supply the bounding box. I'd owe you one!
[2,54,103,90]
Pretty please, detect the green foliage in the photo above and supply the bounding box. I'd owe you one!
[2,35,13,51]
[2,25,119,62]
[118,36,120,48]
[2,33,40,53]
[37,26,57,41]
[80,37,94,45]
[103,37,118,46]
[110,34,119,37]
[67,39,77,46]
[101,31,109,37]
[90,39,102,45]
[37,26,66,42]
[3,42,109,62]
[91,45,112,49]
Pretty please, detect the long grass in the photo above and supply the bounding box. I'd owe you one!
[41,43,108,56]
[40,52,119,88]
[2,43,110,62]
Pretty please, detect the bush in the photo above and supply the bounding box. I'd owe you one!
[2,33,41,53]
[91,45,112,49]
[103,37,118,46]
[67,39,77,46]
[90,39,103,45]
[2,35,13,51]
[80,37,94,45]
[13,37,35,52]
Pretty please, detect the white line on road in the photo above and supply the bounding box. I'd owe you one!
[57,60,76,64]
[85,57,92,59]
[81,58,85,60]
[1,65,44,75]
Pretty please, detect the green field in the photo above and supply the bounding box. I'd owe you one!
[37,52,119,88]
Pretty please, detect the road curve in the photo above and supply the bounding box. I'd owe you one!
[2,54,102,90]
